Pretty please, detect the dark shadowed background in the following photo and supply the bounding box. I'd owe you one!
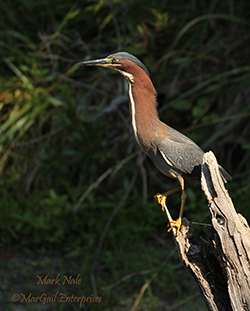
[1,0,250,310]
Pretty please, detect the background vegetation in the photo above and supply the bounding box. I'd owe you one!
[1,0,250,310]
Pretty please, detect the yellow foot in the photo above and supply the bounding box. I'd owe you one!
[154,194,166,211]
[167,218,182,236]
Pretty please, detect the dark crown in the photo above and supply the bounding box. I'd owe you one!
[107,52,150,76]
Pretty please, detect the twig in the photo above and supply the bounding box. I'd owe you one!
[191,221,212,226]
[7,226,19,240]
[14,127,63,148]
[107,1,122,51]
[28,52,74,62]
[91,95,128,121]
[129,248,177,311]
[74,30,91,56]
[74,151,139,213]
[58,75,108,95]
[166,293,200,311]
[91,171,138,296]
[105,269,155,292]
[186,111,250,133]
[129,272,157,311]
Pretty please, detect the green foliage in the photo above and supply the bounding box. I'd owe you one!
[1,0,250,309]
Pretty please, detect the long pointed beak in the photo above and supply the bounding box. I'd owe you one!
[75,58,111,67]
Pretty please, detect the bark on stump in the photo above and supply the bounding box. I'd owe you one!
[174,151,250,311]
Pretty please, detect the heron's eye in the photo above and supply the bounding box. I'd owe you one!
[112,58,118,63]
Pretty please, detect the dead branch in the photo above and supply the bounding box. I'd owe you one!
[173,151,250,311]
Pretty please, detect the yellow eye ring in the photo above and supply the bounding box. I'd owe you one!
[112,58,118,63]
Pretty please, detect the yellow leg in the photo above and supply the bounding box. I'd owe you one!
[154,186,182,211]
[168,177,186,236]
[155,177,186,236]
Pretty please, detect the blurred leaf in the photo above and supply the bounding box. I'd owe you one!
[56,6,80,33]
[48,97,68,107]
[171,14,250,50]
[168,99,192,111]
[4,58,33,88]
[242,144,250,150]
[192,96,209,117]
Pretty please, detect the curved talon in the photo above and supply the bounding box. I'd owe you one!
[167,218,182,236]
[154,194,166,211]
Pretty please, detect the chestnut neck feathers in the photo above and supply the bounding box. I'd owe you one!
[119,60,160,152]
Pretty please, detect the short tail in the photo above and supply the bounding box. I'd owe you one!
[219,165,232,183]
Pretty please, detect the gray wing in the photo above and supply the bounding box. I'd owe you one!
[153,125,204,176]
[148,123,231,182]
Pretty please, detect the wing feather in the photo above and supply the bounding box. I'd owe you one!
[154,125,204,175]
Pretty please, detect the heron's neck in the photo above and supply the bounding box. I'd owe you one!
[128,78,159,151]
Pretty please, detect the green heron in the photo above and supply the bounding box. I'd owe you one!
[76,52,231,235]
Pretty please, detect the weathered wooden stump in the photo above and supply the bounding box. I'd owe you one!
[173,151,250,311]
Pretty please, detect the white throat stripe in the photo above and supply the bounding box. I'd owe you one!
[118,70,134,83]
[128,84,139,144]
